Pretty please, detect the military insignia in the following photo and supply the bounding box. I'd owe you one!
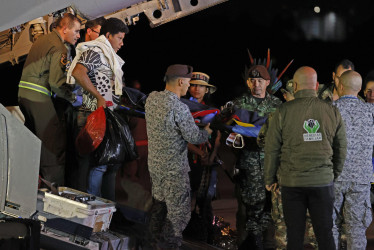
[251,70,260,78]
[60,53,67,66]
[303,119,322,141]
[65,59,72,72]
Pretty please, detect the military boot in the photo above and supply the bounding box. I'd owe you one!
[238,232,264,250]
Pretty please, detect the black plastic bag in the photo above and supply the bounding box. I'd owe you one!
[93,108,138,165]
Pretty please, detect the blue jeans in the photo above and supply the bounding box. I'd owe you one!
[87,164,121,201]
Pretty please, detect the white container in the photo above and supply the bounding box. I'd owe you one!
[38,187,116,232]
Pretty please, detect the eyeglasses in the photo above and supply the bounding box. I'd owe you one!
[91,29,100,34]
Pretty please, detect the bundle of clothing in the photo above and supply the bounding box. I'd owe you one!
[120,88,269,141]
[180,98,220,125]
[119,86,147,118]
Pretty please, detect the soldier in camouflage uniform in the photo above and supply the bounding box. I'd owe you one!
[145,64,211,249]
[332,70,374,250]
[219,65,281,249]
[317,59,361,249]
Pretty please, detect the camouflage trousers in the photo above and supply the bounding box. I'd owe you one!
[271,189,318,250]
[148,172,191,249]
[235,167,272,245]
[333,181,372,250]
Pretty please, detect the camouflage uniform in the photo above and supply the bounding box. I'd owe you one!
[333,96,374,250]
[227,91,281,246]
[317,83,334,101]
[145,90,209,249]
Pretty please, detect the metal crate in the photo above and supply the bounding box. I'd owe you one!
[38,187,116,232]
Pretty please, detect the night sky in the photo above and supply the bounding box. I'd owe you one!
[2,0,374,106]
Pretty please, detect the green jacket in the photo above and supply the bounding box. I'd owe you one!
[18,30,75,102]
[264,89,347,187]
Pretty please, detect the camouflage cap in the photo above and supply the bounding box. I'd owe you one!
[280,79,295,94]
[247,65,271,80]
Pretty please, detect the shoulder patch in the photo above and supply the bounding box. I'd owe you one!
[60,53,67,66]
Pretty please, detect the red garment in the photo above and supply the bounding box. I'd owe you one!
[191,109,220,119]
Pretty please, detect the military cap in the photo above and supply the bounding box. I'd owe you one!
[165,64,193,78]
[247,65,271,80]
[280,79,295,95]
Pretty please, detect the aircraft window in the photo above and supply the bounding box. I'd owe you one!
[190,0,198,6]
[153,9,162,19]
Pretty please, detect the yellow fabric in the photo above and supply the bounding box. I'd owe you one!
[233,118,255,127]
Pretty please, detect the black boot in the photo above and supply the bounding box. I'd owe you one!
[238,232,264,250]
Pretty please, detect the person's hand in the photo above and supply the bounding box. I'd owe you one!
[283,92,295,102]
[97,97,107,109]
[198,149,209,165]
[201,153,209,166]
[204,123,213,135]
[200,151,208,159]
[266,183,278,192]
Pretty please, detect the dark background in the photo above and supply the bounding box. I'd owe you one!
[2,0,374,106]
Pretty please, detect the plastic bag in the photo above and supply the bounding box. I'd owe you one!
[75,106,106,155]
[93,108,138,165]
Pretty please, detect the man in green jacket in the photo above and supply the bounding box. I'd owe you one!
[18,13,82,186]
[264,66,347,250]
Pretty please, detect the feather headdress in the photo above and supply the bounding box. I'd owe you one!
[244,48,293,95]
